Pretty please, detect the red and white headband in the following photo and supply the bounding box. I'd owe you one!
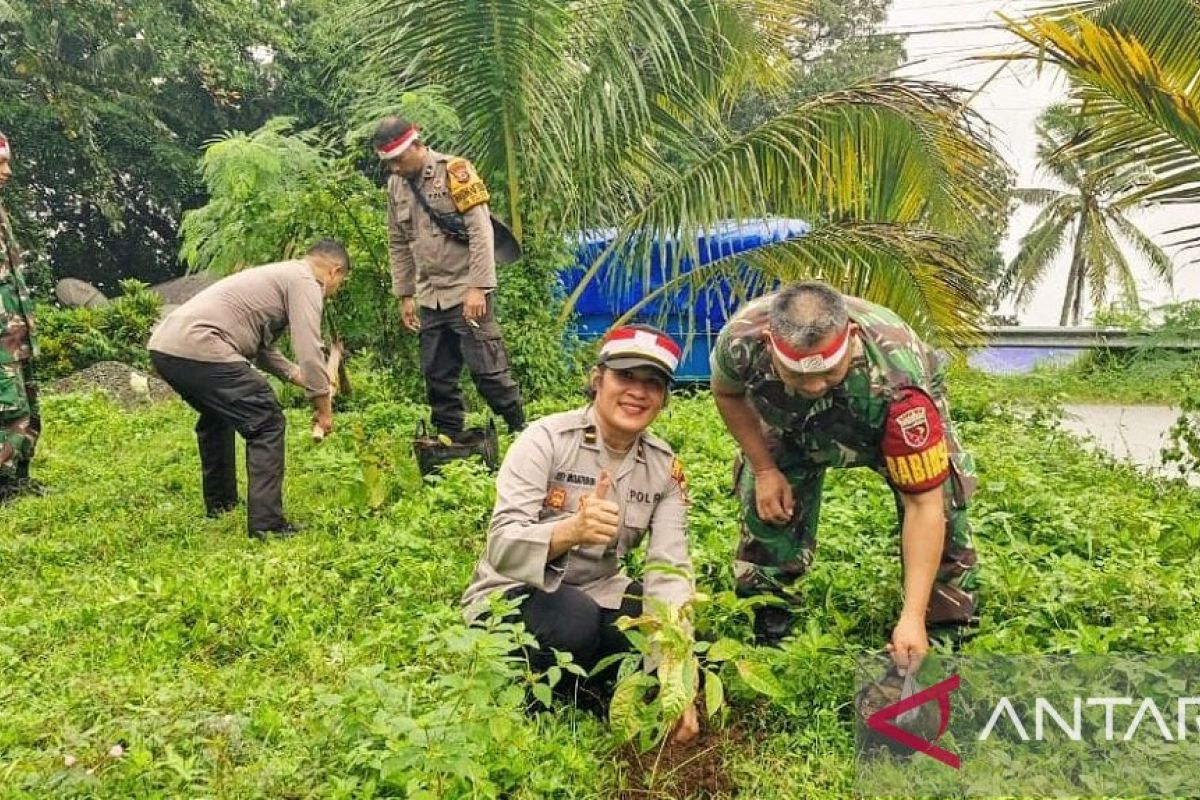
[768,324,850,374]
[0,135,10,160]
[600,326,682,375]
[375,126,419,160]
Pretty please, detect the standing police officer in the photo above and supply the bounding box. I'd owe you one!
[0,131,42,501]
[373,116,525,439]
[711,281,979,668]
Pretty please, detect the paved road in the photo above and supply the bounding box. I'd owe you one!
[1058,405,1197,486]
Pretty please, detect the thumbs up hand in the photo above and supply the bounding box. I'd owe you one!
[572,469,620,547]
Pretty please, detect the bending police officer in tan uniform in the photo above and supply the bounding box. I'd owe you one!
[374,116,525,438]
[0,131,42,501]
[462,325,698,742]
[149,240,350,538]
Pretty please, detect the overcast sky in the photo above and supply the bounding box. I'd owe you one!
[886,0,1199,325]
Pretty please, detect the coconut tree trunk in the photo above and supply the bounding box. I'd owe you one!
[1071,269,1086,325]
[1061,214,1089,326]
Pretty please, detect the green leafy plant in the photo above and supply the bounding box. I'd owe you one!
[4,370,1200,797]
[999,0,1200,248]
[1164,392,1200,478]
[324,598,578,798]
[35,279,163,377]
[603,589,783,754]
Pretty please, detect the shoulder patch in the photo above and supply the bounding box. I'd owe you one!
[545,486,568,511]
[882,387,949,493]
[447,158,490,212]
[670,457,689,503]
[896,404,930,448]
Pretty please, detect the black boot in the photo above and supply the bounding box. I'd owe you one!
[501,405,526,434]
[14,460,44,495]
[0,474,18,503]
[206,500,241,518]
[753,605,796,647]
[248,521,303,541]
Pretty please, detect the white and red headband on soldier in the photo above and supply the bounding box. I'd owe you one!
[0,135,10,160]
[375,125,419,160]
[598,326,682,380]
[768,324,851,374]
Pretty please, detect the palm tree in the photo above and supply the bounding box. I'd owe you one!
[1000,0,1200,251]
[1002,105,1176,325]
[348,0,1008,341]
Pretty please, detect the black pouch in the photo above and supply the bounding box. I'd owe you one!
[413,418,500,476]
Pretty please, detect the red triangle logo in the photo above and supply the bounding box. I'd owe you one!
[866,673,961,769]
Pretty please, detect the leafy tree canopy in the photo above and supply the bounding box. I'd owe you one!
[0,0,334,291]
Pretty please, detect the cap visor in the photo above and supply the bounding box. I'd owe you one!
[600,356,674,382]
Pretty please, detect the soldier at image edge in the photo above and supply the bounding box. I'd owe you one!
[710,280,980,669]
[0,131,44,502]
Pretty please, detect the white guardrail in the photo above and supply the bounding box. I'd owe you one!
[970,327,1200,349]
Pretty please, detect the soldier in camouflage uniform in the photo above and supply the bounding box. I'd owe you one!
[711,281,978,664]
[0,132,42,500]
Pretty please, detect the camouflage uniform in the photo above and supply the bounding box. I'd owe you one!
[0,200,39,483]
[711,294,979,625]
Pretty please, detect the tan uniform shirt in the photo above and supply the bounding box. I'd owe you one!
[148,260,330,397]
[462,406,694,617]
[387,149,496,310]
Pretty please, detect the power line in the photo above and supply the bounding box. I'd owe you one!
[905,0,1006,8]
[878,22,1008,36]
[902,41,1012,59]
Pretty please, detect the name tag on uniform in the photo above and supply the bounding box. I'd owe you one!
[554,471,596,486]
[627,489,662,504]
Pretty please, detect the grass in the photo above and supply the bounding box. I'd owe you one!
[0,374,1198,798]
[958,348,1200,406]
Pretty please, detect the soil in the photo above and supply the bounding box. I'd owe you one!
[854,667,941,758]
[49,361,176,409]
[617,724,739,799]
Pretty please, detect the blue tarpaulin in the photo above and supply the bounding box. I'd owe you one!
[557,218,809,381]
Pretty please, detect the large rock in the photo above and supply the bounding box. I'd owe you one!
[54,278,110,309]
[149,273,216,305]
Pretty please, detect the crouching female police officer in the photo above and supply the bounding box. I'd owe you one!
[462,324,699,742]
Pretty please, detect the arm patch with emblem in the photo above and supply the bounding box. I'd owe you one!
[447,158,490,212]
[670,457,689,504]
[882,388,949,493]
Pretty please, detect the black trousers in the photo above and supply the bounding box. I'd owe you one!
[513,582,644,692]
[150,352,287,532]
[419,298,523,435]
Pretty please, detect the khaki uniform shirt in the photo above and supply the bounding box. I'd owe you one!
[387,149,496,310]
[462,406,694,617]
[148,260,330,397]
